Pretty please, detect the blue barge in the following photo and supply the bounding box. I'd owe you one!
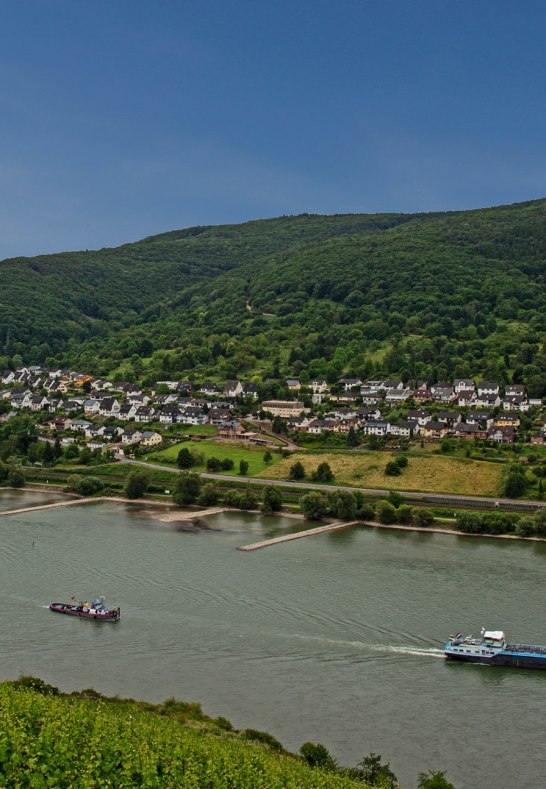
[445,629,546,669]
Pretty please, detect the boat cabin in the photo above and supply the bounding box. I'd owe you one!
[482,630,506,648]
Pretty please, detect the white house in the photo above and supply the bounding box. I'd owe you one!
[310,379,330,394]
[84,399,101,415]
[224,380,243,398]
[385,387,412,403]
[477,381,500,396]
[338,377,362,391]
[99,397,120,417]
[121,429,142,445]
[363,420,390,436]
[134,406,155,423]
[453,378,475,393]
[389,420,414,437]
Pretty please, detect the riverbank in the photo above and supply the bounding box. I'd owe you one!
[2,485,546,543]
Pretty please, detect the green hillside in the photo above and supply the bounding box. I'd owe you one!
[0,679,371,787]
[1,200,545,392]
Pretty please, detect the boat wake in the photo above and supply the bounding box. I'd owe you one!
[379,645,445,658]
[289,632,445,658]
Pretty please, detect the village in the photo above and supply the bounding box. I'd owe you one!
[1,366,545,453]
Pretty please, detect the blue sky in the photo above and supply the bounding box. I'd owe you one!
[1,0,545,258]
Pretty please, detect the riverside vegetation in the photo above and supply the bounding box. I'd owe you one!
[0,679,455,788]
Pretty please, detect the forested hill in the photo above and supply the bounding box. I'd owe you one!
[1,199,546,393]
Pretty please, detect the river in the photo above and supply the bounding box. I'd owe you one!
[0,491,545,788]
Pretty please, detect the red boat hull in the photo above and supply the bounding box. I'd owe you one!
[49,603,120,621]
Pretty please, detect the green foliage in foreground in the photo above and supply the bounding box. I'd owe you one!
[0,681,369,788]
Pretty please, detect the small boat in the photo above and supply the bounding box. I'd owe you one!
[445,628,546,669]
[49,596,120,621]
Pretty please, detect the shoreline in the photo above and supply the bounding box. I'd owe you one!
[1,485,545,543]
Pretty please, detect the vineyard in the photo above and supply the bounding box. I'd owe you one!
[0,680,368,788]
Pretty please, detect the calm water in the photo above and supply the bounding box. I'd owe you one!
[0,488,72,512]
[1,492,545,789]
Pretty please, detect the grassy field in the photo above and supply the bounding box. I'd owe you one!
[260,451,504,496]
[145,440,282,477]
[164,424,218,436]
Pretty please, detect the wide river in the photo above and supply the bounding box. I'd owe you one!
[1,490,545,788]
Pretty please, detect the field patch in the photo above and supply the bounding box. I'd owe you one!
[145,440,281,477]
[260,451,503,496]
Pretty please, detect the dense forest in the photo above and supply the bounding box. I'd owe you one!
[1,199,545,393]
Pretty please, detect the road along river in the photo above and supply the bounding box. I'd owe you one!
[0,491,545,788]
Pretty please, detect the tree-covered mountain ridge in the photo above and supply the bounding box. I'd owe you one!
[1,199,545,393]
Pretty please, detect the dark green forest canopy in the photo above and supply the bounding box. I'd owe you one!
[1,200,545,393]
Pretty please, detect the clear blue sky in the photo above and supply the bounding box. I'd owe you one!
[1,0,545,258]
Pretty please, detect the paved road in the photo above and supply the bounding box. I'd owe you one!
[117,455,546,511]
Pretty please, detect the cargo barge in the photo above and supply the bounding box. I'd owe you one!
[445,629,546,669]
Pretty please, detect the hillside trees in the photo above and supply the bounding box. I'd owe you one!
[1,202,545,392]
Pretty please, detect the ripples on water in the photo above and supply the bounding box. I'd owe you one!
[1,497,545,788]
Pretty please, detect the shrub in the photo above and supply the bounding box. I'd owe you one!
[7,466,25,488]
[299,742,337,770]
[385,461,401,476]
[418,770,456,789]
[455,512,483,533]
[501,465,528,498]
[237,487,259,510]
[300,493,328,520]
[261,486,283,514]
[197,483,220,506]
[224,490,243,507]
[173,472,201,505]
[387,490,404,508]
[356,503,375,520]
[11,676,59,696]
[214,716,233,731]
[64,443,79,460]
[78,447,92,465]
[176,448,194,468]
[375,500,397,524]
[289,461,306,480]
[516,516,537,537]
[74,476,104,496]
[481,511,519,535]
[124,470,150,499]
[206,457,222,472]
[238,459,249,475]
[411,507,434,528]
[396,504,413,524]
[221,458,234,470]
[327,490,357,520]
[532,508,546,536]
[394,455,409,468]
[241,729,285,752]
[312,462,333,483]
[350,753,398,788]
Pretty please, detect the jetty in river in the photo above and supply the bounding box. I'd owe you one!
[237,520,359,551]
